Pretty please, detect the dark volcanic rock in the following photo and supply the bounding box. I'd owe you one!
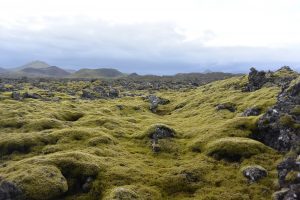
[11,92,22,100]
[244,67,268,92]
[242,107,261,116]
[146,95,170,113]
[0,179,23,200]
[252,80,300,152]
[148,124,175,153]
[242,165,267,182]
[108,88,119,98]
[22,92,42,99]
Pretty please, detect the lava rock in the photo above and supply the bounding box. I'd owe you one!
[146,95,170,113]
[22,92,42,99]
[82,177,93,193]
[11,92,22,100]
[242,165,267,182]
[242,107,261,116]
[244,67,268,92]
[0,179,23,200]
[108,88,119,98]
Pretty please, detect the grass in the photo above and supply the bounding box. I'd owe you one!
[0,75,289,199]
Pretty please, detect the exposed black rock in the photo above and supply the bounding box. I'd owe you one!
[82,177,93,193]
[0,179,23,200]
[146,95,170,113]
[148,124,175,153]
[22,92,42,99]
[11,92,22,100]
[252,80,300,152]
[248,67,300,199]
[242,166,267,183]
[244,67,268,92]
[242,107,261,116]
[108,88,119,98]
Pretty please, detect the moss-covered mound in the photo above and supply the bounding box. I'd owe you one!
[205,137,270,161]
[8,165,68,200]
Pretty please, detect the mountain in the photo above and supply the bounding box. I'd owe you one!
[20,66,71,77]
[71,68,124,78]
[16,60,51,70]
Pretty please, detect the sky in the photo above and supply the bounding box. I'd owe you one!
[0,0,300,74]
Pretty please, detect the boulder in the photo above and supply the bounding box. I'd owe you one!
[244,67,268,92]
[0,179,23,200]
[242,165,267,182]
[146,95,170,113]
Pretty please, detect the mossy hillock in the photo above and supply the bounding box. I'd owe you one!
[0,67,298,199]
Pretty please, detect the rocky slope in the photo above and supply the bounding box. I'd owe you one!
[0,67,298,200]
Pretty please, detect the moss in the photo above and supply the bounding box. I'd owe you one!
[103,185,162,200]
[10,165,68,200]
[291,105,300,115]
[205,137,270,161]
[0,74,290,200]
[87,135,116,146]
[23,118,64,131]
[53,110,84,121]
[0,118,25,128]
[279,114,299,129]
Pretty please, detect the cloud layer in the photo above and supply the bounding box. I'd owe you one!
[0,15,300,74]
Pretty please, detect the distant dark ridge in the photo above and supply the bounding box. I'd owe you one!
[71,68,124,78]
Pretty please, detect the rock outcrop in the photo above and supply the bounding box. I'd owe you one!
[242,165,268,183]
[248,67,300,200]
[0,179,23,200]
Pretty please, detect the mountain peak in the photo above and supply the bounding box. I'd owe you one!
[18,60,51,70]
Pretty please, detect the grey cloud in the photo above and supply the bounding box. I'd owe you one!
[0,17,299,74]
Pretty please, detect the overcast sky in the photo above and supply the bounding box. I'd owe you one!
[0,0,300,74]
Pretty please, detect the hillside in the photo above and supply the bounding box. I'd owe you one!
[0,67,299,200]
[71,68,124,78]
[16,60,51,70]
[20,66,70,77]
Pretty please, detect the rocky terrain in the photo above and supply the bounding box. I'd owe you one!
[0,66,299,200]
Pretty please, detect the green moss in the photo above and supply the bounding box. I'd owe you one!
[0,74,290,200]
[291,105,300,115]
[0,118,25,128]
[205,137,270,161]
[279,114,299,129]
[87,135,116,146]
[23,118,64,131]
[10,165,68,200]
[53,110,84,121]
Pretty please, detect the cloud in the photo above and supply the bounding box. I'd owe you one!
[0,16,299,74]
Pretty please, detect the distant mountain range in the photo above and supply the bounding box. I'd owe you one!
[0,61,125,78]
[0,60,237,79]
